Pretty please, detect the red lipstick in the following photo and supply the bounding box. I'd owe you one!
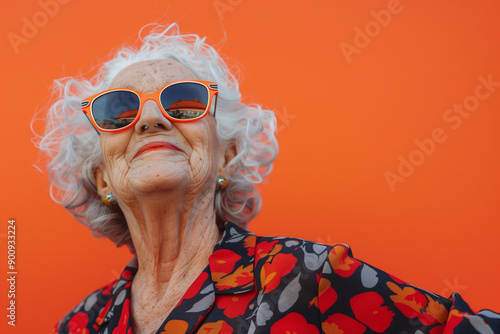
[134,142,183,159]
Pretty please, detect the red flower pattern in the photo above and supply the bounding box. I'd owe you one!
[328,245,361,278]
[255,240,279,262]
[270,312,319,334]
[323,313,366,334]
[317,277,338,313]
[260,253,297,293]
[350,291,394,333]
[215,290,256,318]
[67,312,89,334]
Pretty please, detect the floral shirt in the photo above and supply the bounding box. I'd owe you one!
[53,222,500,334]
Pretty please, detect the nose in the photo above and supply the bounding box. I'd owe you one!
[135,99,173,133]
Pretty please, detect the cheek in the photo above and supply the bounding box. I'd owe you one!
[186,125,223,176]
[99,134,132,180]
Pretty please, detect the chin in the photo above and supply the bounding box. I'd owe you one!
[127,167,189,195]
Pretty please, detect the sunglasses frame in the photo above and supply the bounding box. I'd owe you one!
[81,79,218,133]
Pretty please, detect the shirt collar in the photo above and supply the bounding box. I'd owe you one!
[209,222,257,294]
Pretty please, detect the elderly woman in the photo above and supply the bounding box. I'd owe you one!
[40,24,499,334]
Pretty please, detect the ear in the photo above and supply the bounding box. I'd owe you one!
[94,165,112,198]
[218,144,237,176]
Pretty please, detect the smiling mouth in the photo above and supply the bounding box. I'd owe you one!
[133,142,183,159]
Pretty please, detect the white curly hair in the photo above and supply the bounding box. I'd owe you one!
[33,23,278,253]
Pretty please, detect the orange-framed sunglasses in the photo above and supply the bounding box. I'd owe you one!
[81,79,218,133]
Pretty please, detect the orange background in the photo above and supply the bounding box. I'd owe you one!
[1,0,499,332]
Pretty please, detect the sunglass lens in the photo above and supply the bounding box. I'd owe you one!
[160,82,209,120]
[92,91,140,130]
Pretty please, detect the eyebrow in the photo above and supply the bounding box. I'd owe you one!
[109,79,184,93]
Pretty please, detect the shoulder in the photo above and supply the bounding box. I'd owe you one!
[254,234,351,274]
[53,279,117,333]
[224,223,356,277]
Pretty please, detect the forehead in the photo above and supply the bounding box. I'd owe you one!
[109,59,196,92]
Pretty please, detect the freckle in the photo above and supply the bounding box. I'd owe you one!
[157,174,159,177]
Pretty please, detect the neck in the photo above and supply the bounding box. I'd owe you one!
[121,189,221,286]
[122,189,222,334]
